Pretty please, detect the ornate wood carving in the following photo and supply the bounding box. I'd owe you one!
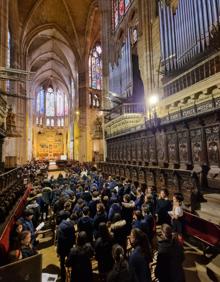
[178,130,188,165]
[156,131,166,164]
[167,132,178,166]
[120,166,125,177]
[125,167,131,179]
[155,170,166,190]
[190,128,202,166]
[148,135,157,164]
[132,168,138,181]
[138,168,146,183]
[142,137,149,164]
[146,170,155,187]
[205,125,220,167]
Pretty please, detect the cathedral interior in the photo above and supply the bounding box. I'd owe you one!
[0,0,220,281]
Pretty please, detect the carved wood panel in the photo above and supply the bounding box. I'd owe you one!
[131,140,137,160]
[167,132,178,164]
[148,135,157,163]
[132,168,138,181]
[205,125,220,167]
[142,137,149,163]
[115,166,120,176]
[190,128,202,165]
[127,143,131,162]
[125,167,131,179]
[137,139,142,161]
[156,132,166,163]
[166,171,179,195]
[138,168,146,183]
[146,170,155,187]
[179,172,194,206]
[155,170,166,189]
[120,166,125,177]
[178,130,188,164]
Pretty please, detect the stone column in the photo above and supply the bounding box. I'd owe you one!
[78,69,89,162]
[99,0,112,161]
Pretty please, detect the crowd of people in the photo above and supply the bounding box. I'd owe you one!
[8,162,186,282]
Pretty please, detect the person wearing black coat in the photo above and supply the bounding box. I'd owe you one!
[107,244,137,282]
[155,224,185,282]
[141,204,155,244]
[95,223,114,280]
[66,231,93,282]
[77,206,94,242]
[82,187,92,203]
[93,203,107,238]
[57,218,76,282]
[121,194,135,235]
[129,228,152,282]
[155,189,172,225]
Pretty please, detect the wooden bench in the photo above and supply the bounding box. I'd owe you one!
[183,211,220,255]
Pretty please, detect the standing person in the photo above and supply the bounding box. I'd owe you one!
[141,204,155,244]
[168,193,184,242]
[57,218,76,282]
[95,223,114,281]
[129,228,152,282]
[78,206,94,242]
[42,186,52,219]
[93,203,107,238]
[107,244,137,282]
[110,213,127,252]
[155,224,185,282]
[155,189,172,225]
[121,194,135,236]
[66,231,93,282]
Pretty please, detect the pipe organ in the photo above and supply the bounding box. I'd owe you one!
[159,0,220,73]
[109,31,133,97]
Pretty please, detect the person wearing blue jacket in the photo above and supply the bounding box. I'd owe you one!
[57,217,76,282]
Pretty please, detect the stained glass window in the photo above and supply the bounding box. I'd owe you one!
[125,0,130,10]
[89,43,102,90]
[36,86,68,127]
[46,118,50,126]
[112,0,131,30]
[57,90,64,116]
[64,95,68,115]
[46,87,55,116]
[36,88,44,114]
[114,0,119,28]
[119,0,125,18]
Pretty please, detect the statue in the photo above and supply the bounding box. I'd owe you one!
[6,106,21,137]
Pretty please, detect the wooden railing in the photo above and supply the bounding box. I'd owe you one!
[0,167,23,191]
[105,103,145,122]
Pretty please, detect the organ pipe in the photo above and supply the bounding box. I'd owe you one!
[158,0,220,73]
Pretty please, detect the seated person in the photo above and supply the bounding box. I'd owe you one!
[20,231,37,259]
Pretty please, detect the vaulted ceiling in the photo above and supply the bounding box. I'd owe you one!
[15,0,100,102]
[18,0,98,57]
